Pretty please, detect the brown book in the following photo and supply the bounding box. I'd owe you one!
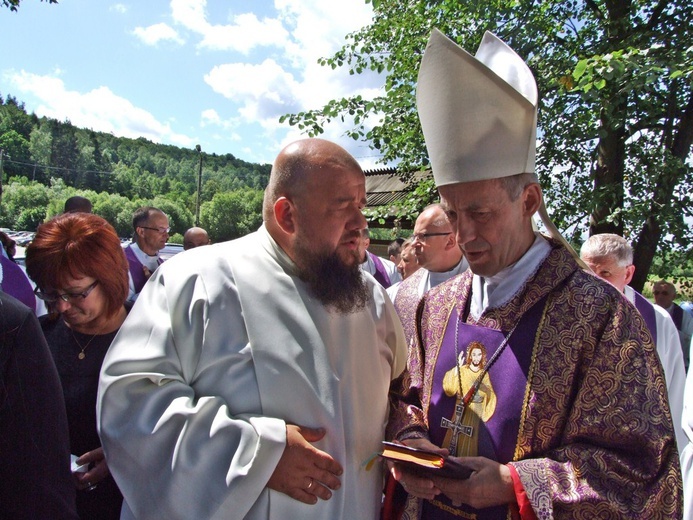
[380,441,473,479]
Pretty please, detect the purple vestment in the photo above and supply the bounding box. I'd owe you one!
[394,268,428,346]
[368,251,392,288]
[632,289,657,340]
[125,245,162,295]
[0,255,35,312]
[388,239,681,519]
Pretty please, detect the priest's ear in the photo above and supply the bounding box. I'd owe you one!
[522,183,542,216]
[273,196,298,235]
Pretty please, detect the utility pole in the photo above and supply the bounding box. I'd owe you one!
[0,149,4,205]
[195,144,203,227]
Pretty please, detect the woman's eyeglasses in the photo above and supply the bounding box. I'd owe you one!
[34,281,99,303]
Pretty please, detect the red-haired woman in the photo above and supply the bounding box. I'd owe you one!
[26,212,129,520]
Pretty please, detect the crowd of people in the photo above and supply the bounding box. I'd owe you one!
[1,28,691,520]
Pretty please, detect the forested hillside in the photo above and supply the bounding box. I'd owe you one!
[0,94,270,241]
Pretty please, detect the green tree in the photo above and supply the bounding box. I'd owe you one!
[92,192,141,238]
[0,129,31,176]
[200,189,263,243]
[0,95,35,139]
[152,196,194,237]
[47,119,80,186]
[0,179,50,229]
[282,0,693,291]
[28,123,53,182]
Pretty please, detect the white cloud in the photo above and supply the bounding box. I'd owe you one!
[170,0,288,53]
[199,13,288,53]
[204,59,302,125]
[6,70,195,148]
[110,4,128,14]
[200,108,221,126]
[170,0,208,34]
[275,0,374,67]
[133,22,184,46]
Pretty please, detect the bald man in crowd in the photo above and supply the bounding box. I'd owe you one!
[183,227,211,250]
[98,138,406,520]
[391,203,467,344]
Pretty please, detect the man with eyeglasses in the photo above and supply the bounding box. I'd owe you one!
[654,280,693,371]
[124,206,170,302]
[391,203,467,344]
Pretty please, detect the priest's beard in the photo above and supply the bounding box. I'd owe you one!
[294,236,370,314]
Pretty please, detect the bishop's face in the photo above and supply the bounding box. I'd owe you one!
[438,178,536,278]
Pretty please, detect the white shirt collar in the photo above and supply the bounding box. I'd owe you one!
[130,241,161,269]
[470,233,551,319]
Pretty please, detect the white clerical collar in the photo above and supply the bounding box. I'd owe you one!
[130,241,160,267]
[420,258,468,296]
[429,258,467,285]
[470,233,551,318]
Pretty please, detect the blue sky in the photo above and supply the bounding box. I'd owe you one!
[0,0,386,166]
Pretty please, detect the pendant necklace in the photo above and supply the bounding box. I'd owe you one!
[71,328,98,360]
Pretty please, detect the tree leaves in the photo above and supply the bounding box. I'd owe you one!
[280,0,693,289]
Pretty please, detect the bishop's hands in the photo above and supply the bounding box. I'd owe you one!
[387,438,447,500]
[430,456,515,509]
[388,439,516,509]
[267,424,343,505]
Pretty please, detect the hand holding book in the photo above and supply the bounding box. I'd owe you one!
[379,441,473,479]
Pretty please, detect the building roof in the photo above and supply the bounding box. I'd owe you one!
[364,167,432,230]
[365,167,431,207]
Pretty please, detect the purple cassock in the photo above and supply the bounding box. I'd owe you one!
[387,239,682,519]
[632,290,657,339]
[0,255,35,312]
[368,251,392,288]
[124,244,162,294]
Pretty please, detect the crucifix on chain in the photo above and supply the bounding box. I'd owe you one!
[441,400,474,455]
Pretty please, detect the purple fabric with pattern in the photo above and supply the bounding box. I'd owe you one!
[423,298,545,520]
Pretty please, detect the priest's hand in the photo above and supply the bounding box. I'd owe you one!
[388,438,446,500]
[267,424,343,505]
[430,456,515,509]
[74,447,110,491]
